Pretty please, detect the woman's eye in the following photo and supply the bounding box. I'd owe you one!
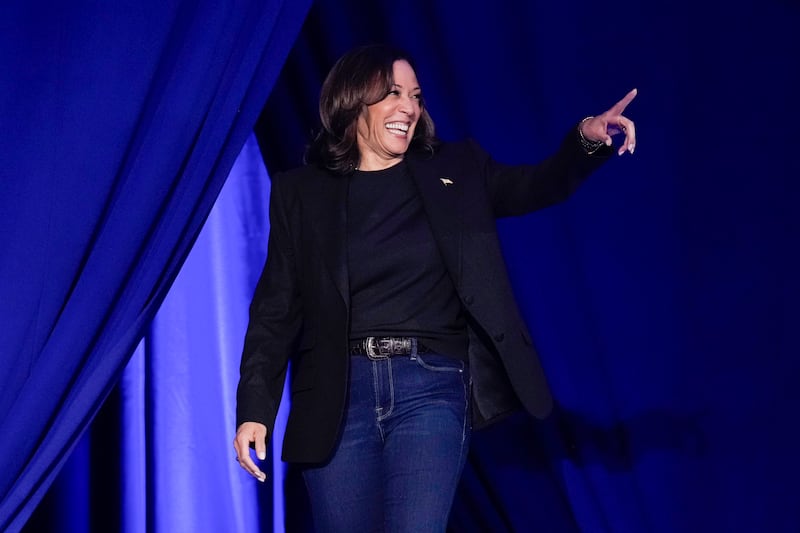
[411,93,422,100]
[387,90,400,96]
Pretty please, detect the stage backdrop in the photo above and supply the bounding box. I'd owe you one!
[16,0,800,532]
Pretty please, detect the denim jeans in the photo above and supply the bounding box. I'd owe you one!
[302,351,471,533]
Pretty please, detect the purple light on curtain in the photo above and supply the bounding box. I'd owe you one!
[0,0,310,529]
[121,344,147,533]
[120,135,289,532]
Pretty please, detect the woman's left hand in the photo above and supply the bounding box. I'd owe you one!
[581,88,638,156]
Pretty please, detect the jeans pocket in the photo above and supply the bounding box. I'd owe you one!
[413,353,465,373]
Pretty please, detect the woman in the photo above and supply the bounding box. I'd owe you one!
[234,43,636,532]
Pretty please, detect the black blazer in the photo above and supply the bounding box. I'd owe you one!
[237,128,612,463]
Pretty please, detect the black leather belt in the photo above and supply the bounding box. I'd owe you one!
[349,336,430,359]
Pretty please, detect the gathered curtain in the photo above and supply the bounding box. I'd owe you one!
[0,1,310,531]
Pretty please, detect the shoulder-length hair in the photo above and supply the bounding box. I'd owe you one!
[305,44,439,175]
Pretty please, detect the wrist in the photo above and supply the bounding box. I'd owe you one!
[578,116,605,154]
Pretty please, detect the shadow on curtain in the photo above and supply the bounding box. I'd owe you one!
[0,1,310,531]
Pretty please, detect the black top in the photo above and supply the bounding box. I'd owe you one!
[346,161,467,359]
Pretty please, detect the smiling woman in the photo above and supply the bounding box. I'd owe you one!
[232,43,636,532]
[355,60,422,170]
[304,45,439,175]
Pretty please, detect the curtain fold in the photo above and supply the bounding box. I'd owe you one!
[0,2,310,531]
[119,134,285,533]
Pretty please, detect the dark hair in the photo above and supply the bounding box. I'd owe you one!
[305,44,439,175]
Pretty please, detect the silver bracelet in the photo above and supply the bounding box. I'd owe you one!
[578,116,605,154]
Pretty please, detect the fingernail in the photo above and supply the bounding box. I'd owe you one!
[258,451,266,460]
[629,145,635,154]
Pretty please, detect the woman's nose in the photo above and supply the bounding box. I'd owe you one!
[398,96,415,116]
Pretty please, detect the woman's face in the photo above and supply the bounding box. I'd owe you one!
[355,60,421,171]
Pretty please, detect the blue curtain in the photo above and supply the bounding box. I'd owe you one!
[22,136,289,533]
[0,1,310,531]
[117,135,290,533]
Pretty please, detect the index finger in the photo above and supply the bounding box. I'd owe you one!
[608,88,638,115]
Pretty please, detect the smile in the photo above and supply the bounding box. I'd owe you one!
[385,122,410,135]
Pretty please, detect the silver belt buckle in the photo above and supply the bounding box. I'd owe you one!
[365,336,391,360]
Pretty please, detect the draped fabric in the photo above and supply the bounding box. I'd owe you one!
[115,136,290,533]
[22,136,288,533]
[0,1,310,531]
[12,0,800,532]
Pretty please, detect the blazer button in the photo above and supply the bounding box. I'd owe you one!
[494,333,504,343]
[464,295,474,306]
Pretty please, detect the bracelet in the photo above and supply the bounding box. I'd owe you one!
[578,116,605,154]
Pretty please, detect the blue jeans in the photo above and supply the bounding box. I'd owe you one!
[302,352,471,533]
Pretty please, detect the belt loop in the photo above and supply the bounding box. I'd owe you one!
[411,337,418,359]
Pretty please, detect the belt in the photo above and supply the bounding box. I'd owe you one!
[349,336,430,359]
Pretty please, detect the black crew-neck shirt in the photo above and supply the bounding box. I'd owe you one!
[347,162,467,359]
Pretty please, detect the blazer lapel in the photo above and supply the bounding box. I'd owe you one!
[307,170,350,308]
[404,153,464,289]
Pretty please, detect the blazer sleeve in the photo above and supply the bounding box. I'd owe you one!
[236,172,303,434]
[472,124,614,218]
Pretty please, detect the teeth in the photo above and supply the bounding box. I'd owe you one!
[386,122,409,133]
